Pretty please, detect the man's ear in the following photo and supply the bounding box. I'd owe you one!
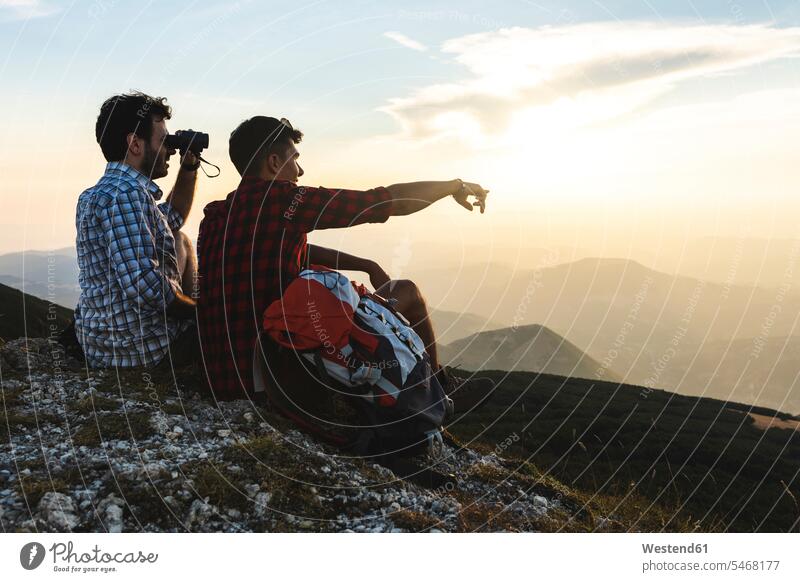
[266,152,280,174]
[126,133,143,157]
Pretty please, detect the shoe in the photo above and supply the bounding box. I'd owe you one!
[436,366,497,416]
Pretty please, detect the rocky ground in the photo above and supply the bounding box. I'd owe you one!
[1,337,606,533]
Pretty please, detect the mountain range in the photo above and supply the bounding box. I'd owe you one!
[0,247,79,309]
[438,323,619,382]
[409,257,800,413]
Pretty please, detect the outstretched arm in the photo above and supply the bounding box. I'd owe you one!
[387,179,488,216]
[280,179,488,233]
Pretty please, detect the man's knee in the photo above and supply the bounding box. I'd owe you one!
[174,230,198,296]
[174,230,193,257]
[174,231,197,271]
[389,279,426,313]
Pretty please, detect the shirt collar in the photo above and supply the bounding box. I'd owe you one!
[105,161,164,200]
[236,175,298,193]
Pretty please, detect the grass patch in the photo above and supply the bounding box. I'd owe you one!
[222,434,322,479]
[1,410,61,440]
[72,412,154,446]
[390,509,440,531]
[1,386,26,408]
[15,476,70,506]
[179,435,334,522]
[455,501,524,532]
[160,402,188,416]
[70,395,122,414]
[191,463,252,511]
[113,479,186,530]
[468,462,511,484]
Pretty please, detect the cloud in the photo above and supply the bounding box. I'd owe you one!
[380,22,800,145]
[0,0,58,21]
[383,31,427,52]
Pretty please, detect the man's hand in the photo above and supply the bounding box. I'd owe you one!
[166,291,197,320]
[452,180,489,213]
[180,150,200,171]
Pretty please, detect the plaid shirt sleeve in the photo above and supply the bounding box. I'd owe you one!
[280,185,393,233]
[101,186,179,310]
[157,201,185,231]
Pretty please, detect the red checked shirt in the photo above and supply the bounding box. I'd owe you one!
[196,176,393,399]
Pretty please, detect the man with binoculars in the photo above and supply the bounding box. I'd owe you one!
[73,91,202,368]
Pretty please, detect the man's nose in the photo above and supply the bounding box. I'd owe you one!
[298,164,304,177]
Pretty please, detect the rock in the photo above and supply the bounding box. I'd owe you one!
[150,414,170,434]
[163,496,179,510]
[253,492,271,517]
[97,494,124,533]
[36,492,79,530]
[185,499,215,528]
[217,429,231,438]
[227,508,242,519]
[1,338,53,370]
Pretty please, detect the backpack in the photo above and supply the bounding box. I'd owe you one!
[255,266,451,459]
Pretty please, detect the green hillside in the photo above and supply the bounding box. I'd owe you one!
[447,369,800,532]
[0,282,72,342]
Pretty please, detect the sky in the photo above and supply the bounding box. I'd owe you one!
[2,0,800,277]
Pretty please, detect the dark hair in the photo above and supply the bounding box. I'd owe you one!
[229,116,303,176]
[95,91,172,162]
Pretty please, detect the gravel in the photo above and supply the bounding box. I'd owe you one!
[0,337,578,533]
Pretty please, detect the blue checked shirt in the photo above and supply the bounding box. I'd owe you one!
[74,162,189,367]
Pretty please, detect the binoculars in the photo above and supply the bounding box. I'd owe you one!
[165,130,209,154]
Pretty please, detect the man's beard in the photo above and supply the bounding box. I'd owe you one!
[141,142,167,179]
